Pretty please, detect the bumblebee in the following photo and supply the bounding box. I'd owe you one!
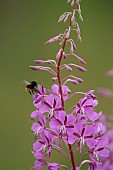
[25,81,37,95]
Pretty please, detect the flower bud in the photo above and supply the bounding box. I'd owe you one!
[56,49,62,59]
[75,65,86,72]
[52,77,58,82]
[63,52,67,59]
[45,35,61,44]
[64,64,72,72]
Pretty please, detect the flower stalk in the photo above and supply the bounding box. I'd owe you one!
[69,144,76,170]
[56,2,76,169]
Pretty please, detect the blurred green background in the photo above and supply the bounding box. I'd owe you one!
[0,0,113,169]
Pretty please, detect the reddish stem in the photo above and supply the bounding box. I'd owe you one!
[56,2,76,170]
[69,144,76,170]
[57,38,67,109]
[57,3,75,109]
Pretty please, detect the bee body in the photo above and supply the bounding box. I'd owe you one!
[25,81,37,95]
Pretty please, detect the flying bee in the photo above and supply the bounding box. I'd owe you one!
[24,81,38,95]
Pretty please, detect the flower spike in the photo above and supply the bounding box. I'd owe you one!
[25,1,109,170]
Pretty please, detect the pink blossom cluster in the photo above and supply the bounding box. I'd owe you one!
[26,0,110,169]
[30,85,109,170]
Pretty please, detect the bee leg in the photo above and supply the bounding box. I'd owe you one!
[29,91,31,95]
[31,89,34,94]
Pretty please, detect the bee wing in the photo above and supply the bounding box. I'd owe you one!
[22,80,30,85]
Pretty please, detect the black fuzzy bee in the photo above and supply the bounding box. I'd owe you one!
[25,81,37,95]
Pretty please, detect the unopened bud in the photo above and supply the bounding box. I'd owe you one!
[66,89,71,94]
[71,0,75,6]
[76,77,84,83]
[52,77,58,82]
[64,64,72,72]
[75,65,86,72]
[63,52,67,59]
[45,35,61,44]
[65,26,71,39]
[71,80,78,84]
[56,49,62,59]
[73,54,86,64]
